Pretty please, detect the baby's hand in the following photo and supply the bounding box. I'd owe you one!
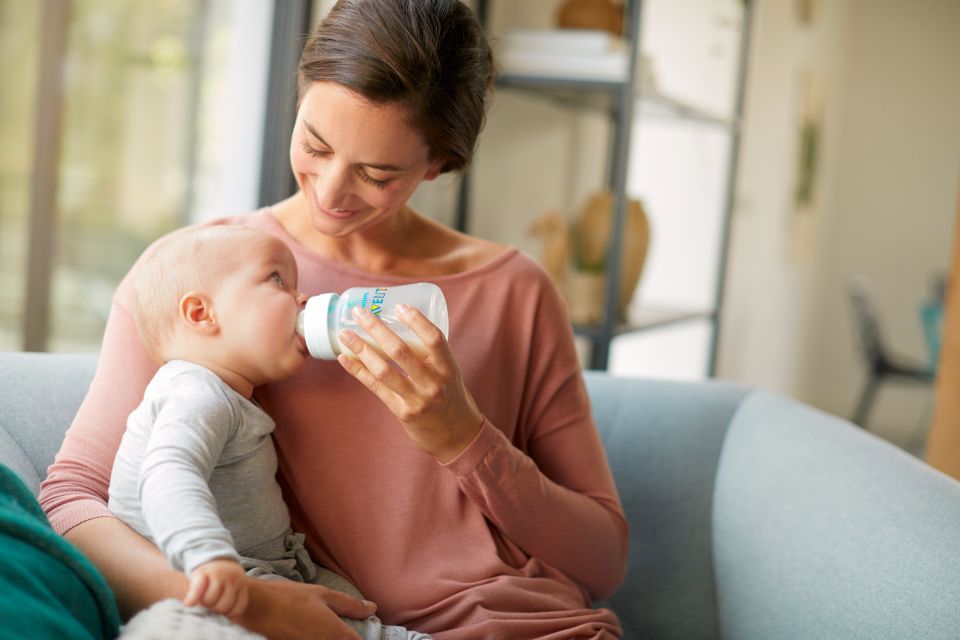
[184,558,248,618]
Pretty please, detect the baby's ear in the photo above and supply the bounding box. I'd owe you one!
[179,292,218,335]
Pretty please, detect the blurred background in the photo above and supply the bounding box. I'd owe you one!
[2,0,958,457]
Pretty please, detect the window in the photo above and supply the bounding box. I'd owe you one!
[0,0,271,352]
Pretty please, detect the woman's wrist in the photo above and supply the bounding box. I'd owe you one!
[433,412,485,464]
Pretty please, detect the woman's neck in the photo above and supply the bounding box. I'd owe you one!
[271,192,466,277]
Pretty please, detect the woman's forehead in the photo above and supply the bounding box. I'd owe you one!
[299,81,430,164]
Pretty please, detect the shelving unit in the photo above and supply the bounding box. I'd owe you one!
[458,0,753,372]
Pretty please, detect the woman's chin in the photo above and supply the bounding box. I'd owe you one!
[310,215,357,237]
[308,208,376,238]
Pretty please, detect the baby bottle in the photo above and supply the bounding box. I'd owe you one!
[297,282,449,360]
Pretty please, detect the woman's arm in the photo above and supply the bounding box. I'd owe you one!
[443,381,628,600]
[457,277,628,599]
[336,286,628,600]
[39,298,159,537]
[68,517,376,639]
[65,516,189,619]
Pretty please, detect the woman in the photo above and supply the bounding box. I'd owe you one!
[39,1,628,638]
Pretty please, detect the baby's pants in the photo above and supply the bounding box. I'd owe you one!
[311,566,431,640]
[242,531,431,640]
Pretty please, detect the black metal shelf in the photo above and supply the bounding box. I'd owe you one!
[573,308,716,340]
[495,74,625,114]
[638,90,738,129]
[461,0,754,372]
[496,73,739,129]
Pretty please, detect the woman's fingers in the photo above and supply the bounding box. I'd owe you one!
[348,306,436,381]
[338,302,484,461]
[336,345,407,417]
[241,579,371,640]
[394,304,454,377]
[322,588,378,619]
[339,325,414,388]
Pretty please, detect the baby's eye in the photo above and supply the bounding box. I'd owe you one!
[269,271,284,285]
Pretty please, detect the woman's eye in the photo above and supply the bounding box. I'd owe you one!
[359,171,390,190]
[301,141,330,158]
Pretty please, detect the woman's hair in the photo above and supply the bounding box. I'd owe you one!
[299,0,494,174]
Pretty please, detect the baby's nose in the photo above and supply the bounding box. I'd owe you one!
[296,292,310,307]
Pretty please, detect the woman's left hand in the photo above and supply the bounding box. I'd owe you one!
[336,304,484,463]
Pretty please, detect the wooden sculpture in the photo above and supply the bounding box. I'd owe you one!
[557,0,624,36]
[573,191,650,320]
[527,210,570,294]
[529,191,651,325]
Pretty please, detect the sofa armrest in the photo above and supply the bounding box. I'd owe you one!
[713,390,960,639]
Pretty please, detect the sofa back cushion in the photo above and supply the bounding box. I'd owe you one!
[584,372,748,640]
[713,390,960,639]
[0,352,97,495]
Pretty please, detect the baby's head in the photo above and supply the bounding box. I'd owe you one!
[133,225,308,386]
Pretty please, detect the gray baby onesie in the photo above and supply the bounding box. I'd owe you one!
[109,360,429,639]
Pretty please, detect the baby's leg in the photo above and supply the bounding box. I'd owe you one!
[312,568,432,640]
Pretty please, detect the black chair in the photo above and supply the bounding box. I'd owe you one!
[847,277,934,428]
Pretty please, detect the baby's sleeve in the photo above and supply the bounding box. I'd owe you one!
[138,379,242,575]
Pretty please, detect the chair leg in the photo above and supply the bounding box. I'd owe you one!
[852,376,880,428]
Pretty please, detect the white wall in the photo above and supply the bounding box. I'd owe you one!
[717,0,852,393]
[718,0,960,444]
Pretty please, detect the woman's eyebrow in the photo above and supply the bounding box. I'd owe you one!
[303,120,405,172]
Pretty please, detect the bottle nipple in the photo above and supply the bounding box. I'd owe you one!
[296,310,306,337]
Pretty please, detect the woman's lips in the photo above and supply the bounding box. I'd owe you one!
[309,182,361,220]
[319,205,359,220]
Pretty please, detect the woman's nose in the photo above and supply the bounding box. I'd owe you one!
[314,160,352,208]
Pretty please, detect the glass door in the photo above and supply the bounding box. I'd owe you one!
[0,0,272,352]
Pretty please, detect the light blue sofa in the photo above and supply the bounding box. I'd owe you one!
[2,351,960,639]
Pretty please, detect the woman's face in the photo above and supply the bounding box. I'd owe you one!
[289,81,443,237]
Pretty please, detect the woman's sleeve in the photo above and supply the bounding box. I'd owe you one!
[38,270,160,536]
[443,274,629,601]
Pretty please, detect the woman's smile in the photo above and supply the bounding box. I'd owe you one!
[319,205,360,220]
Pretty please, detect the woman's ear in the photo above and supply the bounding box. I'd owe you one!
[179,292,218,335]
[424,159,445,181]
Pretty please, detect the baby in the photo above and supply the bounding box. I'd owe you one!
[108,225,429,639]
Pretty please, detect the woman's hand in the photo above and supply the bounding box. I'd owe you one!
[337,304,485,462]
[240,578,377,640]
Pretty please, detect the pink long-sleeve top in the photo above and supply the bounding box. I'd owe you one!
[39,209,628,639]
